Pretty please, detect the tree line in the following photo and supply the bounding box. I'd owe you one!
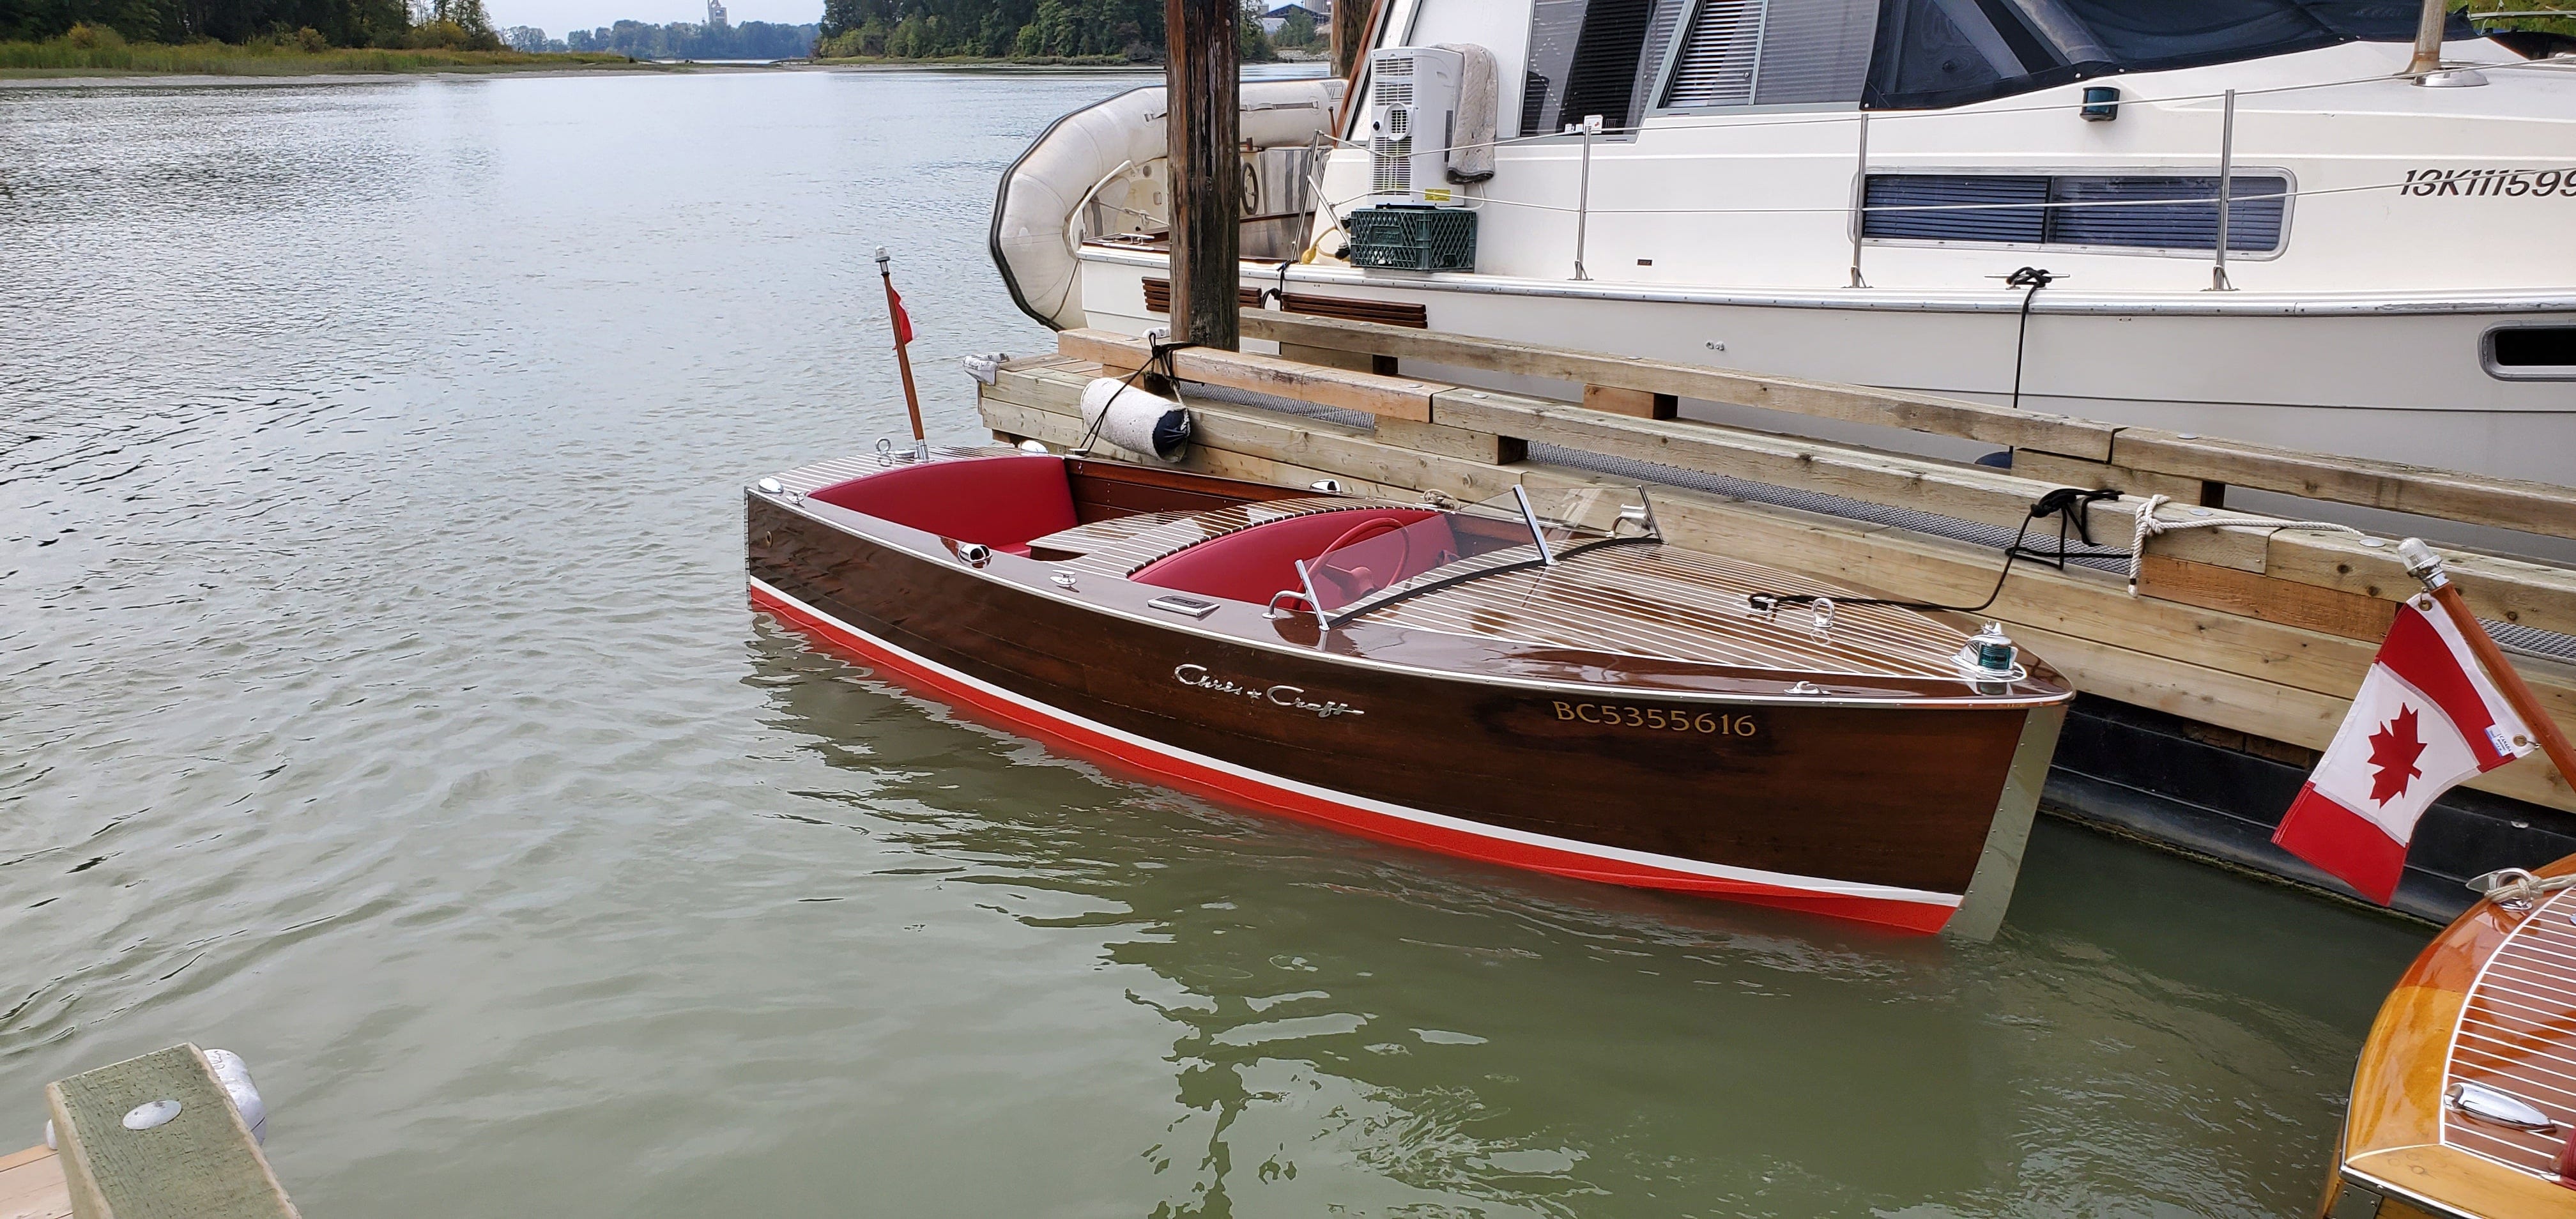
[4,0,502,49]
[516,17,816,57]
[811,0,1280,61]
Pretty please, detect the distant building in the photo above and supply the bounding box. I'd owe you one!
[705,0,726,25]
[1258,3,1327,35]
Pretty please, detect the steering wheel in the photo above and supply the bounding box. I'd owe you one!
[1307,516,1413,602]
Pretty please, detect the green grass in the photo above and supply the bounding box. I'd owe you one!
[0,40,639,77]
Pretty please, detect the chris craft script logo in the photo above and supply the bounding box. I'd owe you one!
[1173,664,1365,719]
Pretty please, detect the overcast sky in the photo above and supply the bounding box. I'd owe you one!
[490,0,820,33]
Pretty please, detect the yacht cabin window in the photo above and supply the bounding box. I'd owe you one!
[1864,0,2480,109]
[1657,0,1882,111]
[1518,0,1669,136]
[1860,172,2292,254]
[1519,0,2487,129]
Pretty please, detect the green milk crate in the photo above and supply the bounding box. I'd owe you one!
[1345,205,1477,272]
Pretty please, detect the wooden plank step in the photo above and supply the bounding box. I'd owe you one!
[1237,310,2119,461]
[1058,329,1445,422]
[2112,427,2576,543]
[45,1045,296,1219]
[0,1146,71,1219]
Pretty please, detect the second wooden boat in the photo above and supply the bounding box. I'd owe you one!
[2321,859,2576,1216]
[745,448,2074,933]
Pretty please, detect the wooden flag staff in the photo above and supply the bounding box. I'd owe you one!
[875,245,929,459]
[2401,538,2576,788]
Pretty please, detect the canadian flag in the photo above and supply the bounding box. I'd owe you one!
[2274,599,2536,903]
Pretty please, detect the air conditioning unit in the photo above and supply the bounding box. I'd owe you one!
[1367,45,1465,205]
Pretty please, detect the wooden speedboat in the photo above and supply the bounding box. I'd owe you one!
[743,447,2074,933]
[2322,859,2576,1216]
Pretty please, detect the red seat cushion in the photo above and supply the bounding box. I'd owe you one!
[808,456,1078,548]
[1132,508,1450,605]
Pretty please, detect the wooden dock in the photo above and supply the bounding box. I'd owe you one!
[4,1045,295,1219]
[979,312,2576,919]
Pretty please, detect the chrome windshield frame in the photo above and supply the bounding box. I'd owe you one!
[1510,484,1556,566]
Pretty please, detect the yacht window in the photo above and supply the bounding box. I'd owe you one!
[1862,172,2289,252]
[2488,327,2576,379]
[1861,174,2050,243]
[1658,0,1882,111]
[1664,1,1763,107]
[1749,0,1883,106]
[1521,0,1686,135]
[1862,0,2471,110]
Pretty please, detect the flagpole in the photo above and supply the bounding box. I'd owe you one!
[2400,539,2576,788]
[874,245,929,459]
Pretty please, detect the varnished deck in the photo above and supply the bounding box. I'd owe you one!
[770,451,2058,696]
[1363,543,1978,682]
[2334,855,2576,1216]
[2445,886,2576,1179]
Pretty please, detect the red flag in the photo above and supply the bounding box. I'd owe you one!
[2273,599,2536,903]
[888,286,914,347]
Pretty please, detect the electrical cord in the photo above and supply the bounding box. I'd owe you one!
[1747,486,2123,618]
[2004,266,2057,413]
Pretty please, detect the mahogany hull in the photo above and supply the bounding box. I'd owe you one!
[747,492,2063,933]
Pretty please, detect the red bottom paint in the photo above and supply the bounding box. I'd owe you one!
[753,583,1958,934]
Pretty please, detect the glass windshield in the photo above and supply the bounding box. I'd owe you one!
[1296,487,1660,624]
[1520,484,1661,553]
[1864,0,2474,111]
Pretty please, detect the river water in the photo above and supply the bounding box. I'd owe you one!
[1,68,2432,1216]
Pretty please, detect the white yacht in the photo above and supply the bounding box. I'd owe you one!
[992,1,2576,487]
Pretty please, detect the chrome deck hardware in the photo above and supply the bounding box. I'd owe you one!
[2446,1080,2557,1131]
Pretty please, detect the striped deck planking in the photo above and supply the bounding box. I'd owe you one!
[1362,542,1977,681]
[2445,886,2576,1179]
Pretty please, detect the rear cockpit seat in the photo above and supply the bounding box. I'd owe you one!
[807,455,1078,552]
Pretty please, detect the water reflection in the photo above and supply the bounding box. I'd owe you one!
[744,618,2415,1216]
[1,69,2424,1218]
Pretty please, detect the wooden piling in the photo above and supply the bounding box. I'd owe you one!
[1165,0,1240,351]
[1330,0,1374,80]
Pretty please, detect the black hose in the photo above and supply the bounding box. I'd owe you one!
[2004,265,2055,413]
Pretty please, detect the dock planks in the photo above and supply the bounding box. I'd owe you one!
[983,340,2576,816]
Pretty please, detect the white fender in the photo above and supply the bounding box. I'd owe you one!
[1079,376,1192,461]
[990,77,1346,332]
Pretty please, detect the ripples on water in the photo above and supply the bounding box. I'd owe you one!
[0,70,2428,1216]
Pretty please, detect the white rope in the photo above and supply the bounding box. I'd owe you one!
[2478,868,2576,906]
[2126,493,2363,594]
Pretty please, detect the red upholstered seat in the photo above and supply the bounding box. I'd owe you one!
[808,456,1078,548]
[1133,508,1450,605]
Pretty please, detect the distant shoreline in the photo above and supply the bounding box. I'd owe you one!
[0,57,1335,85]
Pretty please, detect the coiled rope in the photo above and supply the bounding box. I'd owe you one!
[2475,868,2576,907]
